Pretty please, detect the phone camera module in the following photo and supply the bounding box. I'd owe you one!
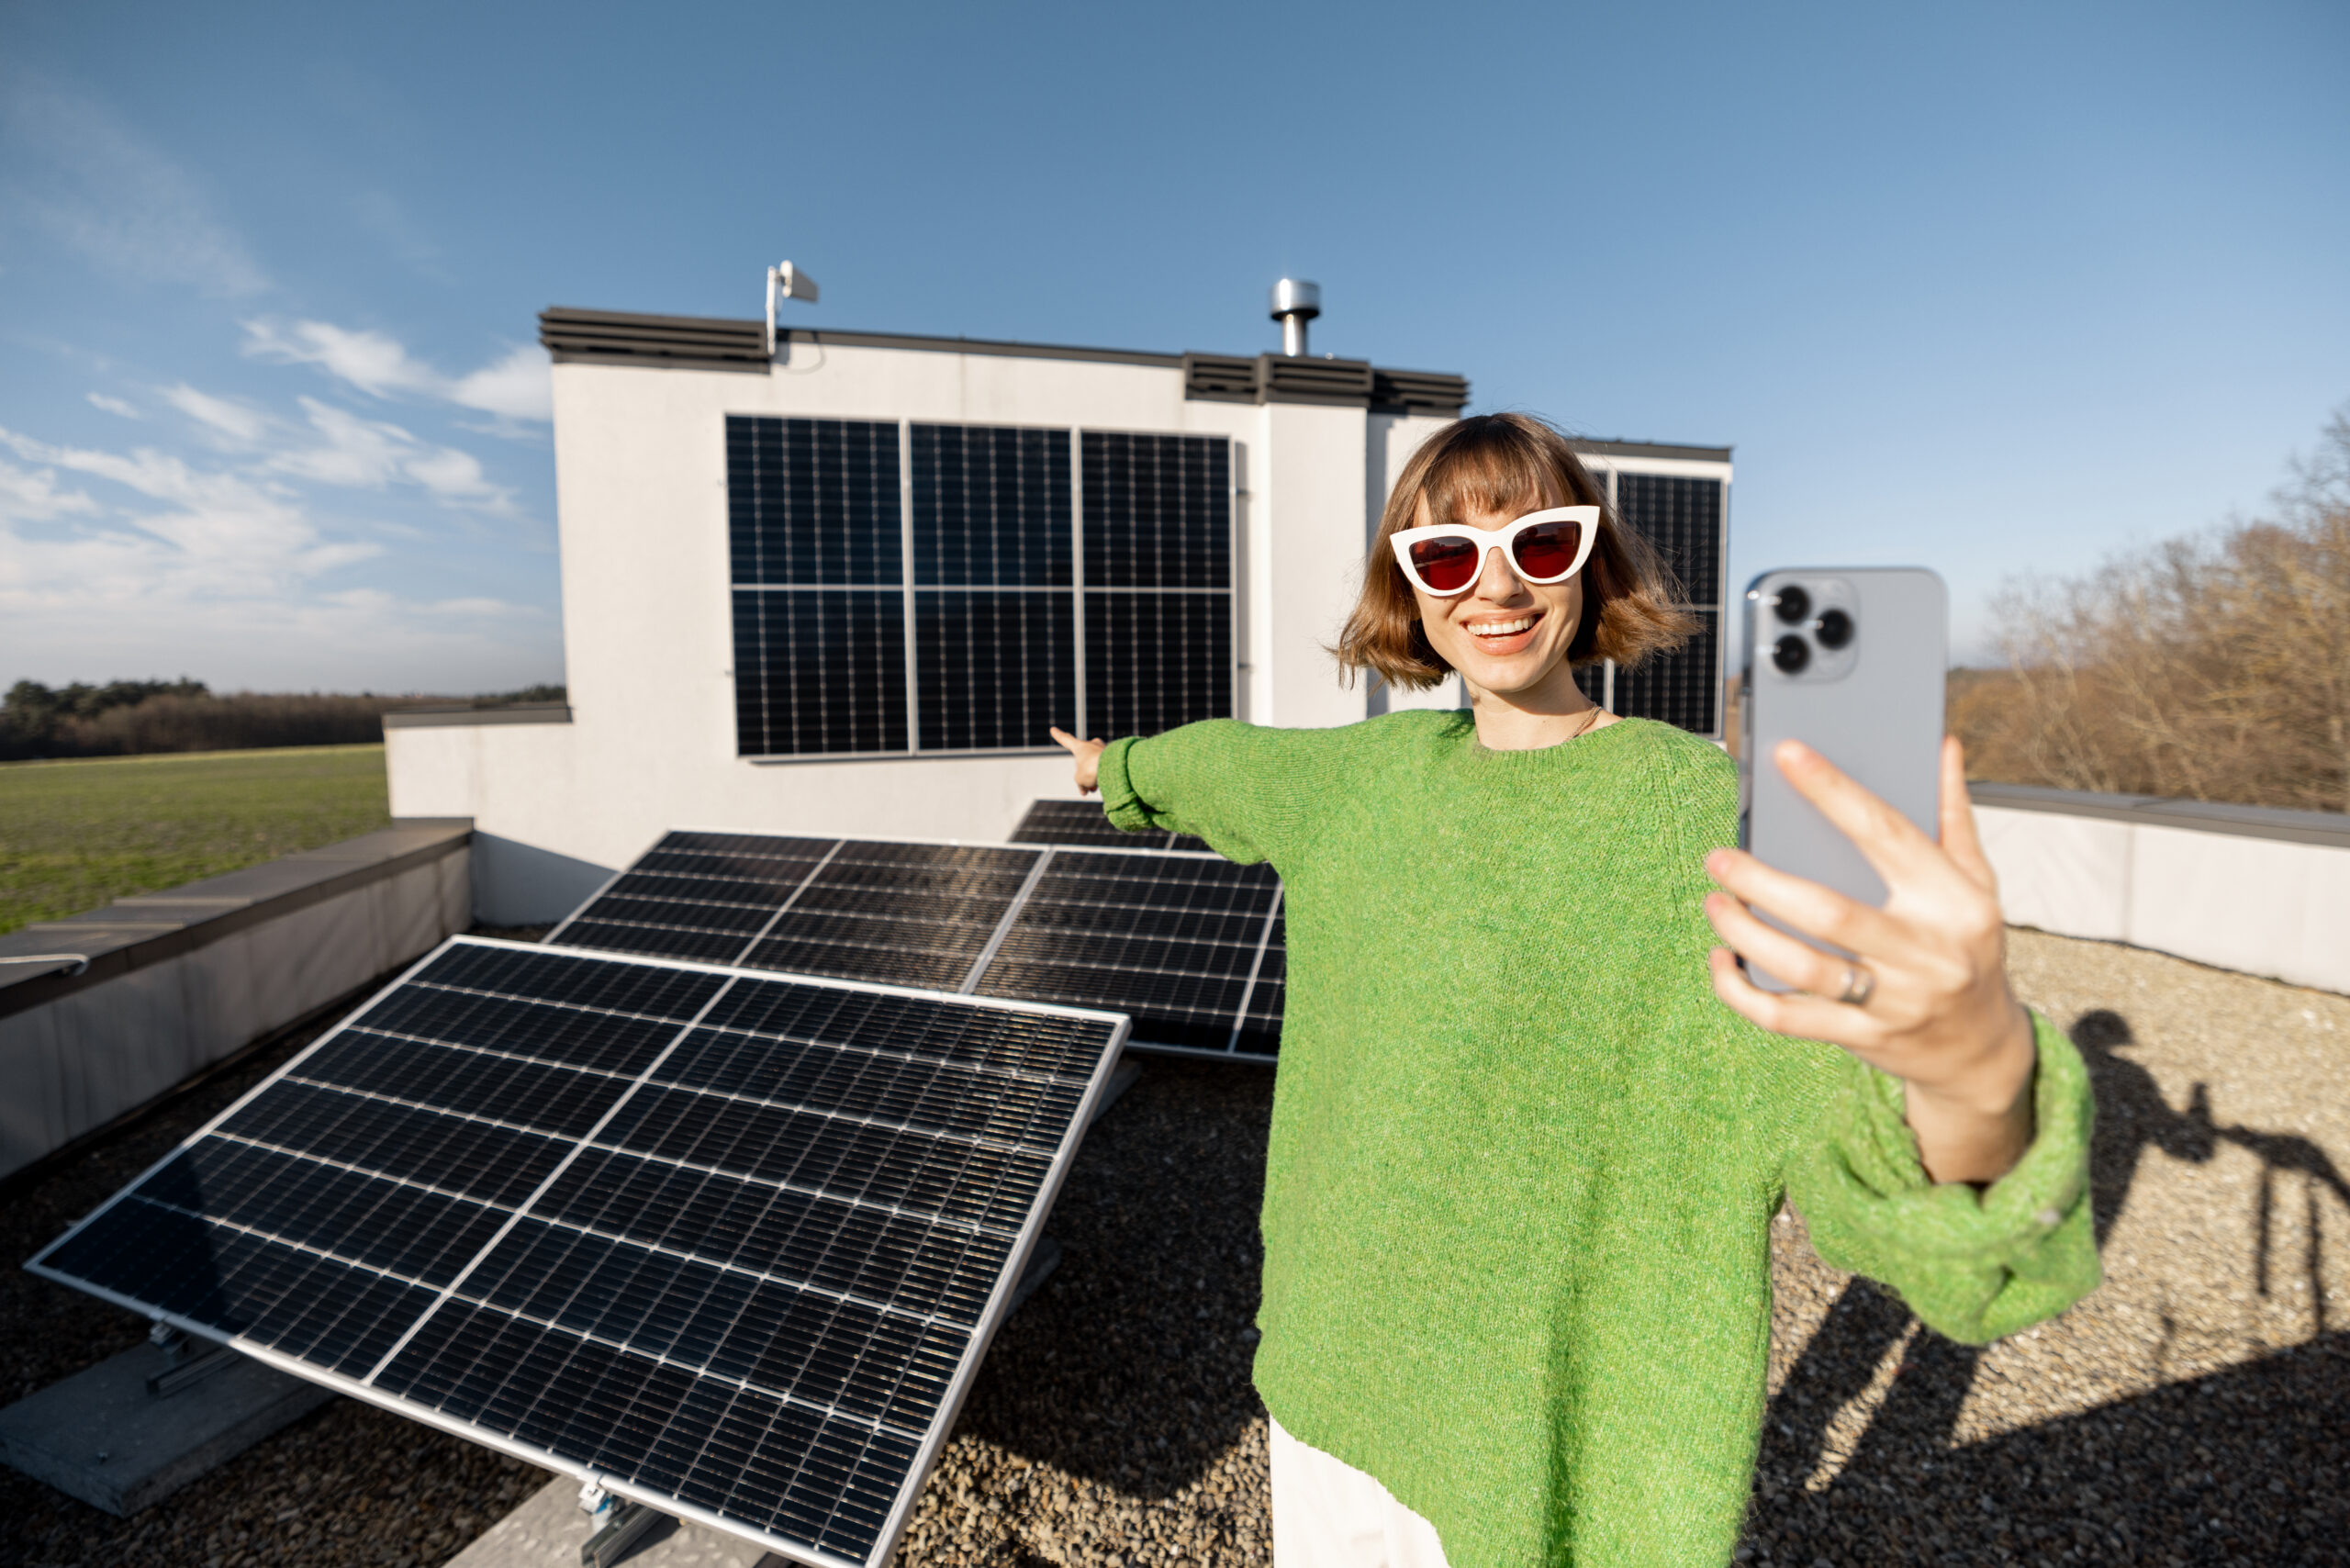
[1772,634,1811,675]
[1814,608,1854,650]
[1773,585,1811,624]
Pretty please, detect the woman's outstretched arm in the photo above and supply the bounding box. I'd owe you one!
[1045,720,1322,867]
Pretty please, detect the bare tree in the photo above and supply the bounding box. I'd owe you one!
[1957,407,2350,814]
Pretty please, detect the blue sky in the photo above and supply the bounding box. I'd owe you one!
[2,0,2344,692]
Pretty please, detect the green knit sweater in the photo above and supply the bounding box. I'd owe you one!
[1098,711,2098,1568]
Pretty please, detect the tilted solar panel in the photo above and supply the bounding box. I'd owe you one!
[552,833,1284,1060]
[30,938,1125,1568]
[1010,797,1209,854]
[972,848,1284,1058]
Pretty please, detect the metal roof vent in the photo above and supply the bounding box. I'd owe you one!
[1269,278,1320,357]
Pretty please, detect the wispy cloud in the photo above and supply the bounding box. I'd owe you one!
[0,426,377,593]
[0,456,102,522]
[0,74,267,297]
[266,398,519,513]
[161,383,272,444]
[448,345,554,421]
[241,319,552,421]
[85,392,141,420]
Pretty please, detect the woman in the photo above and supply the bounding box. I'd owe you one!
[1048,413,2095,1568]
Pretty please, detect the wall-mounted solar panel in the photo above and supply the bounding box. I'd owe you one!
[1011,798,1208,854]
[729,417,909,757]
[729,418,1234,760]
[553,833,1284,1060]
[29,938,1125,1568]
[1080,431,1234,739]
[1606,471,1728,737]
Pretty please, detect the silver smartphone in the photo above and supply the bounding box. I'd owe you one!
[1738,567,1947,991]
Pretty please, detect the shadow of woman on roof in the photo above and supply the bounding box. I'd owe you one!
[1746,1005,2350,1562]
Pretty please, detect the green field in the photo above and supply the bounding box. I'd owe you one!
[0,745,393,936]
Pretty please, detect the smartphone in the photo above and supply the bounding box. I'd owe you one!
[1738,567,1947,991]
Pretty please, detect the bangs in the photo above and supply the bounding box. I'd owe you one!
[1417,420,1600,529]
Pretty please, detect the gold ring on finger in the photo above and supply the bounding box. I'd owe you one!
[1835,965,1876,1007]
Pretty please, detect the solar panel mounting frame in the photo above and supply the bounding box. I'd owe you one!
[27,935,1131,1568]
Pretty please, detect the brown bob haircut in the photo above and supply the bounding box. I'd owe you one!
[1335,412,1700,691]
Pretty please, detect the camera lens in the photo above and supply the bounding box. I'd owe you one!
[1772,634,1811,675]
[1814,608,1853,649]
[1774,585,1810,624]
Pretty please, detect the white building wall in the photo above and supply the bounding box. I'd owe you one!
[387,338,1449,921]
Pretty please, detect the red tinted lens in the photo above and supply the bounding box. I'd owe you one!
[1512,521,1583,580]
[1408,535,1482,592]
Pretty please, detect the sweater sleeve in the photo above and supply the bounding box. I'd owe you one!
[1785,1009,2101,1344]
[1095,719,1315,867]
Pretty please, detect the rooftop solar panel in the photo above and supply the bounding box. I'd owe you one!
[552,833,1283,1060]
[972,849,1284,1057]
[30,938,1125,1568]
[1009,797,1208,854]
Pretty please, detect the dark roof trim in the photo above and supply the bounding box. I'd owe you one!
[542,308,767,367]
[785,327,1181,370]
[383,702,574,731]
[1567,438,1735,464]
[539,308,1472,408]
[1969,781,2350,850]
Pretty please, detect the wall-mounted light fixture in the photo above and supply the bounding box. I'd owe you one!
[765,262,821,356]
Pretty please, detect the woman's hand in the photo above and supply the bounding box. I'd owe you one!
[1702,736,2037,1186]
[1049,726,1108,796]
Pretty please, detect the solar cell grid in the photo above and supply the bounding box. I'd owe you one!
[912,424,1071,588]
[1614,473,1724,606]
[1612,609,1720,736]
[913,589,1076,752]
[974,847,1285,1058]
[741,843,1040,991]
[732,588,911,757]
[30,939,1123,1568]
[1082,590,1233,739]
[1009,797,1209,853]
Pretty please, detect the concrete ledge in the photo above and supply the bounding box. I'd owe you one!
[0,1341,334,1516]
[1975,786,2350,994]
[0,819,473,1181]
[1970,780,2350,850]
[0,819,473,1020]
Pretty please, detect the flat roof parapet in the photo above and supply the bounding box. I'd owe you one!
[0,819,474,1018]
[537,307,1473,414]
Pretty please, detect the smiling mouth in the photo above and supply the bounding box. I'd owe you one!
[1464,611,1542,645]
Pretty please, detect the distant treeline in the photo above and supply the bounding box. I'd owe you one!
[1952,406,2349,815]
[0,679,566,762]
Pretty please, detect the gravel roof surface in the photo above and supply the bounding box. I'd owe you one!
[5,925,2344,1568]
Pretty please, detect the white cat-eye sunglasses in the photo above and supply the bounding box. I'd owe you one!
[1389,506,1601,598]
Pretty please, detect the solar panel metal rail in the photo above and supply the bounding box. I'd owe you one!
[28,937,1127,1568]
[546,830,1283,1061]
